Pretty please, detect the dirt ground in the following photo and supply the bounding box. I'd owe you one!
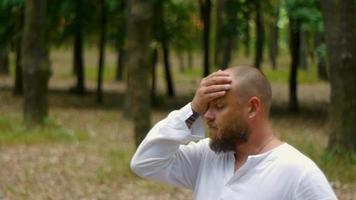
[0,63,355,199]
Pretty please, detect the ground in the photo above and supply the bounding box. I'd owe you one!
[0,48,355,199]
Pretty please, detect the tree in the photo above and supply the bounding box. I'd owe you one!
[154,0,175,97]
[126,0,154,146]
[199,0,211,76]
[96,0,108,104]
[253,0,265,69]
[320,0,356,151]
[215,0,239,69]
[288,16,301,112]
[285,0,323,112]
[0,48,9,75]
[22,0,50,124]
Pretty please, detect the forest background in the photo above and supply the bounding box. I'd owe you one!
[0,0,355,199]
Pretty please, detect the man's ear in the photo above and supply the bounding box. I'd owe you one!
[248,97,260,119]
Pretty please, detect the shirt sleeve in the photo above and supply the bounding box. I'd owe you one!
[294,166,338,200]
[130,103,207,189]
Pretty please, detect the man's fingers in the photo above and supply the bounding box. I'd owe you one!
[203,84,230,94]
[202,76,232,86]
[206,70,230,79]
[205,91,226,101]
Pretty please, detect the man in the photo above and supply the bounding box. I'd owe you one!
[131,66,337,200]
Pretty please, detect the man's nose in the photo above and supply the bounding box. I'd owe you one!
[203,109,215,121]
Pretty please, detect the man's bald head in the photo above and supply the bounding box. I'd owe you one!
[226,65,272,116]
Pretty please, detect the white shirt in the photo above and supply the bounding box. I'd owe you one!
[131,103,337,200]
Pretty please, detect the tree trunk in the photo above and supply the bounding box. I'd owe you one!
[151,47,158,105]
[187,49,193,69]
[299,31,308,70]
[116,46,125,81]
[315,32,328,80]
[288,17,300,112]
[72,28,85,94]
[254,1,264,69]
[268,7,279,70]
[215,0,225,67]
[178,52,185,72]
[320,0,356,151]
[200,0,211,77]
[162,42,175,97]
[14,10,24,95]
[22,0,50,124]
[0,48,9,75]
[96,0,107,104]
[126,0,154,147]
[243,11,251,58]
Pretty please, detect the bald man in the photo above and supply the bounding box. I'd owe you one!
[131,66,337,200]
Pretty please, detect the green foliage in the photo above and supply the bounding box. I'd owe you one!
[0,116,87,144]
[284,0,323,32]
[0,0,23,46]
[164,0,200,51]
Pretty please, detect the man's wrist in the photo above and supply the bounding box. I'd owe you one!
[185,107,200,129]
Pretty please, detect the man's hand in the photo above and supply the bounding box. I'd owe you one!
[191,70,232,114]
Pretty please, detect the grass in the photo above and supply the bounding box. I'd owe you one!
[96,147,136,184]
[0,116,87,145]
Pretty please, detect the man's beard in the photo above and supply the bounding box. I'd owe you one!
[209,120,249,153]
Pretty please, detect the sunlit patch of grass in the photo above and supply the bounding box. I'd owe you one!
[96,147,136,184]
[0,116,87,145]
[263,66,320,84]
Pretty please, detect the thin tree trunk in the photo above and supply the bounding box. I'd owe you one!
[14,9,24,95]
[126,0,154,146]
[315,32,328,80]
[200,0,211,77]
[73,28,85,94]
[243,11,251,58]
[151,47,158,105]
[222,37,234,68]
[288,17,300,112]
[116,46,125,81]
[299,31,308,70]
[187,49,193,69]
[162,42,175,97]
[96,0,107,104]
[0,48,9,75]
[268,7,279,70]
[321,0,356,151]
[215,0,224,67]
[254,1,264,69]
[22,0,50,124]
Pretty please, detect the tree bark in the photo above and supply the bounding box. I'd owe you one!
[315,32,328,80]
[254,1,265,69]
[72,28,85,94]
[22,0,50,124]
[126,0,154,147]
[96,0,107,104]
[288,17,300,112]
[0,48,9,75]
[242,11,251,58]
[162,42,175,97]
[299,31,308,70]
[268,6,279,70]
[215,0,224,67]
[320,0,356,151]
[116,46,125,81]
[14,9,24,95]
[151,47,158,105]
[200,0,211,76]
